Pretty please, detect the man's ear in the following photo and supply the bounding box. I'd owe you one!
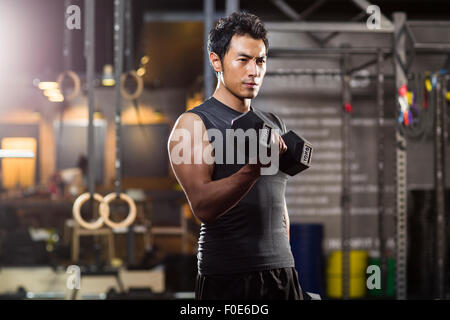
[209,52,222,73]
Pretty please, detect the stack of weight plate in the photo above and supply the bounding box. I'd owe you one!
[326,250,369,299]
[289,223,324,296]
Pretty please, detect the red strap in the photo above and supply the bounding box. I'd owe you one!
[403,112,409,126]
[399,84,407,97]
[345,103,353,113]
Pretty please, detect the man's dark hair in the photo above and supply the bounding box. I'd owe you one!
[208,11,269,64]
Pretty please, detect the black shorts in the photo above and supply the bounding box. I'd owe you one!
[195,267,303,300]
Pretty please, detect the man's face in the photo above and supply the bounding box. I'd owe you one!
[219,34,267,99]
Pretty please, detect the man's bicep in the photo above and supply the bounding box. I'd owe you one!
[168,113,213,197]
[171,163,212,196]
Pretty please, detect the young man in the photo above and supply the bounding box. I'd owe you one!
[167,11,303,300]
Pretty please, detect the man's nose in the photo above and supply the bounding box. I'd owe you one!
[247,59,259,77]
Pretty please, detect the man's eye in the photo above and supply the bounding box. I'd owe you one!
[239,58,247,61]
[258,59,266,64]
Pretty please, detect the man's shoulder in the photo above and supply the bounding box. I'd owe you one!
[186,98,213,114]
[174,100,212,130]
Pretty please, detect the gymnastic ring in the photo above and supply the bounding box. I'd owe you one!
[72,192,105,230]
[99,192,137,229]
[120,70,143,100]
[57,70,81,101]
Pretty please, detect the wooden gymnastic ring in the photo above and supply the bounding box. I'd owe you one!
[99,192,137,229]
[120,70,143,100]
[57,70,81,101]
[72,193,105,230]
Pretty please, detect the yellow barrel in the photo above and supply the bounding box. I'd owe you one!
[326,250,369,298]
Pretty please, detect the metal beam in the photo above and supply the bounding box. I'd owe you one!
[270,47,450,58]
[270,0,326,47]
[376,49,387,298]
[393,12,408,301]
[415,43,450,52]
[125,0,134,71]
[59,0,73,174]
[125,0,135,268]
[265,68,395,79]
[114,0,125,195]
[434,76,447,299]
[321,11,368,45]
[225,0,239,15]
[204,0,215,98]
[63,0,73,70]
[266,22,394,33]
[408,20,450,28]
[85,0,95,199]
[267,69,342,76]
[349,52,392,74]
[340,48,352,301]
[270,0,301,20]
[269,47,392,56]
[143,11,224,22]
[298,0,328,20]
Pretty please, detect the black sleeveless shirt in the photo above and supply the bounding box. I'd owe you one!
[186,97,295,275]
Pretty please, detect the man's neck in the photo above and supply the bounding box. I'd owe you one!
[212,86,251,113]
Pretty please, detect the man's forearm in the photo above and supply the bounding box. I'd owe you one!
[191,164,260,223]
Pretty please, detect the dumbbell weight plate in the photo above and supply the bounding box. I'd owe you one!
[280,130,313,176]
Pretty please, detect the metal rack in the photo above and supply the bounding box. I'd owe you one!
[140,0,449,299]
[198,1,449,300]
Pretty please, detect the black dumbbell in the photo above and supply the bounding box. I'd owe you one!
[231,110,273,162]
[279,130,313,176]
[231,111,313,175]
